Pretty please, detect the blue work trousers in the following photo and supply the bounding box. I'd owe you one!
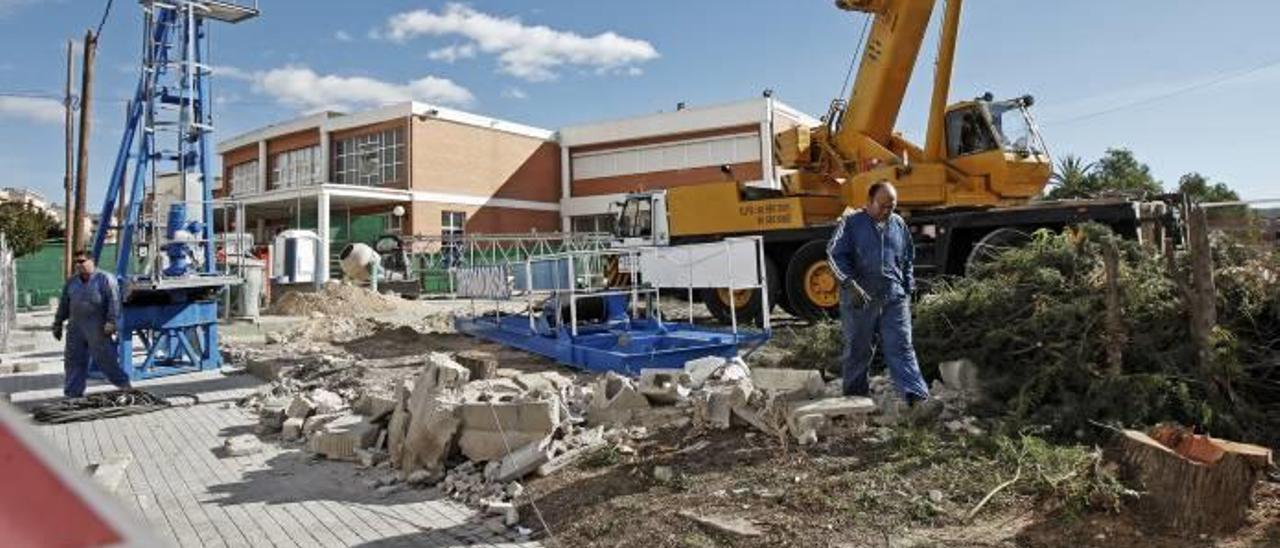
[64,321,130,398]
[839,287,930,400]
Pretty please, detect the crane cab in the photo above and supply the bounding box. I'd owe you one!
[943,94,1053,201]
[612,191,670,247]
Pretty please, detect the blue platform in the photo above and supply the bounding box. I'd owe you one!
[455,313,767,376]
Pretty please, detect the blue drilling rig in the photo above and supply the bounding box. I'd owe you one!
[90,1,258,380]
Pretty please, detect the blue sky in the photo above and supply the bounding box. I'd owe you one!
[2,0,1279,209]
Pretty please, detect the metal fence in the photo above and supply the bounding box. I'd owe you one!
[399,232,615,295]
[0,234,15,352]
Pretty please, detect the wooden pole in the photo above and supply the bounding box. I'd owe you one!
[63,40,76,277]
[1187,205,1220,390]
[72,30,97,255]
[1102,239,1124,375]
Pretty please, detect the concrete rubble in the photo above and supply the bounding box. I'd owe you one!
[234,318,968,533]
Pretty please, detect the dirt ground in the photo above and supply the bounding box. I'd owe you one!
[242,293,1279,548]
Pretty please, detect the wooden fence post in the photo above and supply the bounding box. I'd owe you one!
[1187,205,1220,390]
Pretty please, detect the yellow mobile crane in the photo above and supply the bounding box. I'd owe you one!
[615,0,1169,323]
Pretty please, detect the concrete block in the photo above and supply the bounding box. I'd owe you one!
[786,396,875,442]
[223,435,262,457]
[400,393,461,476]
[245,358,289,381]
[486,501,519,526]
[751,367,824,401]
[281,417,305,441]
[308,415,376,461]
[457,398,560,462]
[303,413,342,438]
[354,392,398,420]
[492,437,554,483]
[285,395,315,419]
[87,454,132,493]
[455,350,498,381]
[387,379,414,469]
[414,352,470,395]
[309,389,345,415]
[683,356,726,388]
[258,399,288,433]
[587,372,651,426]
[637,369,691,405]
[513,371,574,394]
[695,379,753,430]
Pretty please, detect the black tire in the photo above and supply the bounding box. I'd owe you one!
[703,258,779,326]
[784,240,841,322]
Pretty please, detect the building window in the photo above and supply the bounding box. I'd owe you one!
[385,212,404,234]
[333,128,406,186]
[229,160,260,196]
[441,210,467,266]
[571,214,615,234]
[270,146,320,190]
[572,133,761,180]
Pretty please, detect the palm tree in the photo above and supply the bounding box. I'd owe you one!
[1046,154,1094,199]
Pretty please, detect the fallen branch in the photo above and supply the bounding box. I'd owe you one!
[965,465,1022,522]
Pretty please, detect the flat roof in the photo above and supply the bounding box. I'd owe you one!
[216,102,556,154]
[559,97,820,148]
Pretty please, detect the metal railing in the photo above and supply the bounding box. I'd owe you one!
[398,232,615,296]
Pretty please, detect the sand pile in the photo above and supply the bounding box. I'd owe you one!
[269,282,401,317]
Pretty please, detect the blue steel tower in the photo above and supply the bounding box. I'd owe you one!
[90,1,258,379]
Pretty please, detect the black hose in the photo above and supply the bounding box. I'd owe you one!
[31,389,199,424]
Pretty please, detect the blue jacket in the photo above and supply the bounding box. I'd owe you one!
[826,210,915,300]
[54,271,121,327]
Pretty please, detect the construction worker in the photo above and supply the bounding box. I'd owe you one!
[826,181,940,418]
[52,250,131,398]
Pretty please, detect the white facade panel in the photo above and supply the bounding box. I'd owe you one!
[571,132,761,181]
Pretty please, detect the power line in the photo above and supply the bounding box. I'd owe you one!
[1045,55,1280,127]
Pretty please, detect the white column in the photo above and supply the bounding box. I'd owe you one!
[559,144,572,231]
[316,190,331,286]
[257,140,268,193]
[759,97,778,190]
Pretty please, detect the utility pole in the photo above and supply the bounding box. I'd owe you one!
[72,30,96,255]
[63,40,76,277]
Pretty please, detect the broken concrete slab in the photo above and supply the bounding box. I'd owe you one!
[353,392,397,420]
[486,501,520,526]
[285,395,315,419]
[455,350,498,381]
[679,511,764,537]
[281,417,305,441]
[87,454,132,493]
[413,353,471,396]
[694,378,753,430]
[731,405,780,437]
[223,435,262,457]
[513,371,574,394]
[310,389,345,415]
[303,413,342,438]
[457,397,561,462]
[492,437,555,483]
[683,356,726,388]
[750,367,825,401]
[400,394,462,476]
[308,414,377,461]
[786,396,875,443]
[387,378,414,469]
[637,369,691,405]
[587,372,651,426]
[257,399,288,434]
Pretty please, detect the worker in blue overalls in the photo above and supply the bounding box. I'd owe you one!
[826,181,941,420]
[52,250,132,398]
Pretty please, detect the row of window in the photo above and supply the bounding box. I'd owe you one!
[226,128,408,196]
[571,133,761,181]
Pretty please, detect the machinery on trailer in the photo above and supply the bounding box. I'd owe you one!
[89,1,257,379]
[612,0,1174,323]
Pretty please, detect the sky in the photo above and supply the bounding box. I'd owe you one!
[2,0,1279,210]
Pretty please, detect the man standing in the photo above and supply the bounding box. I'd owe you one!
[52,251,131,398]
[826,182,938,415]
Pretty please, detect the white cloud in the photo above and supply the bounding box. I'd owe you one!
[384,3,658,82]
[252,66,474,112]
[334,30,353,42]
[501,87,528,100]
[427,43,477,63]
[0,96,64,124]
[211,65,255,82]
[0,0,37,18]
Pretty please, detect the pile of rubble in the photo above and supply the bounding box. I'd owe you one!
[237,346,981,531]
[269,281,404,317]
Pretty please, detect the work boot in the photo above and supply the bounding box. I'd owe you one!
[905,396,944,426]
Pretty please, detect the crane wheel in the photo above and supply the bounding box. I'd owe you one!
[784,240,841,322]
[702,258,779,326]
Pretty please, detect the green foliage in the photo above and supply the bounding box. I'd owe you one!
[1177,172,1240,203]
[1045,148,1163,200]
[913,224,1280,446]
[0,202,59,258]
[774,320,843,373]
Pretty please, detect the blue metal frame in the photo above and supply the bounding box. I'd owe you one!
[455,312,768,377]
[88,2,250,381]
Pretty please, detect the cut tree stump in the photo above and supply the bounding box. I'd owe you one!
[1114,424,1273,534]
